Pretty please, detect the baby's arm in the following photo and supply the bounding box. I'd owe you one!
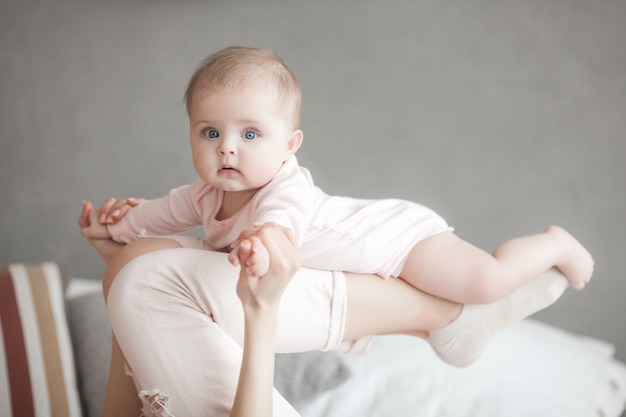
[230,159,317,276]
[103,182,205,244]
[229,187,309,277]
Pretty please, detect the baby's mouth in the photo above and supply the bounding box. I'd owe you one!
[219,166,240,174]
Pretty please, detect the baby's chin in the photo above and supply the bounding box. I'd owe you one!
[217,183,264,196]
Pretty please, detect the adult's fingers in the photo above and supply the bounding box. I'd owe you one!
[78,200,93,228]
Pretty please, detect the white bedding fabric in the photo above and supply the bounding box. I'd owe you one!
[302,320,626,417]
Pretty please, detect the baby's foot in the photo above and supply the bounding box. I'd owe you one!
[547,225,594,290]
[428,268,569,367]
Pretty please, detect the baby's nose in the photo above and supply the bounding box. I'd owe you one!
[218,138,237,155]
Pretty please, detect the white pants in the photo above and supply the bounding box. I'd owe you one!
[106,248,356,417]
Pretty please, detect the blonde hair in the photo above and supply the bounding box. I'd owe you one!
[184,46,302,128]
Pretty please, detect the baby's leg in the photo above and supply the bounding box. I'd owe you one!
[428,268,569,367]
[400,227,593,304]
[341,272,462,342]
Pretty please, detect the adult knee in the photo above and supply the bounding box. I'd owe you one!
[102,238,182,302]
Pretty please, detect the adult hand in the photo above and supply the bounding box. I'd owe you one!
[79,200,112,239]
[235,223,303,311]
[78,200,125,263]
[231,223,303,417]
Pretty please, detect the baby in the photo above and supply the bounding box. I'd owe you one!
[82,46,592,307]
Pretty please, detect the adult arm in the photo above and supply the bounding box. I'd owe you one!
[232,287,279,417]
[230,226,303,417]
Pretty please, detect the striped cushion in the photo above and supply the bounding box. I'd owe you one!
[0,263,82,417]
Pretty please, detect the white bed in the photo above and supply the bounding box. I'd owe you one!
[302,320,626,417]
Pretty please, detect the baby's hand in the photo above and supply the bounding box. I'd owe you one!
[79,197,144,241]
[229,237,270,278]
[79,200,112,239]
[98,197,144,225]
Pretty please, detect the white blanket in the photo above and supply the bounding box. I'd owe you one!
[302,320,626,417]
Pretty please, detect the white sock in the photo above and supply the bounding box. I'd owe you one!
[427,268,569,367]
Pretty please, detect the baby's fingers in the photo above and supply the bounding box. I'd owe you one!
[229,240,253,267]
[230,225,263,250]
[126,197,144,207]
[98,198,117,223]
[228,246,241,267]
[245,237,270,277]
[105,203,131,224]
[99,198,144,224]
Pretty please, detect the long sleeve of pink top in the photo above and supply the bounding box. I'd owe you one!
[107,157,322,250]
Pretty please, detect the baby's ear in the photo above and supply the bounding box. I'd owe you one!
[286,129,303,157]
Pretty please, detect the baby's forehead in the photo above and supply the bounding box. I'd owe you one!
[194,83,280,106]
[197,82,295,113]
[206,71,277,93]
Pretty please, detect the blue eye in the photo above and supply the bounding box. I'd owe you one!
[203,129,219,139]
[243,130,258,140]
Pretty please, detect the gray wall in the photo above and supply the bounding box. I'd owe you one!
[2,0,625,361]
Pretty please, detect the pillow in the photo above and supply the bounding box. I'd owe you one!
[0,263,82,417]
[274,351,352,410]
[66,291,111,417]
[66,279,351,415]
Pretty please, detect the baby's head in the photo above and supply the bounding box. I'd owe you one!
[184,46,302,129]
[185,47,304,197]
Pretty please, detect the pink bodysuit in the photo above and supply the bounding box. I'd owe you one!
[109,157,452,278]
